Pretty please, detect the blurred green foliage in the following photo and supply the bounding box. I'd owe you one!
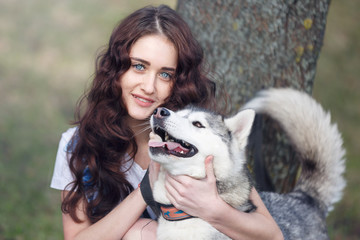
[313,1,360,239]
[0,0,358,239]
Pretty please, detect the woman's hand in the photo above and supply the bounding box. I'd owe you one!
[163,156,283,240]
[164,156,221,219]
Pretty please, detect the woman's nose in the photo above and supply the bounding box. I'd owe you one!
[141,74,156,94]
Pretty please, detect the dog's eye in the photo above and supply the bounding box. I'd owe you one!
[192,121,205,128]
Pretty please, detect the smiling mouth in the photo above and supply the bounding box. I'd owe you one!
[132,94,154,103]
[149,126,198,158]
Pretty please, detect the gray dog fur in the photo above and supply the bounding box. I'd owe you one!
[148,88,346,240]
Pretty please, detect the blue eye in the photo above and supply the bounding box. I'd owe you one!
[133,63,145,71]
[159,72,172,80]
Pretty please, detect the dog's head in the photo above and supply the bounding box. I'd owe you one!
[148,106,255,179]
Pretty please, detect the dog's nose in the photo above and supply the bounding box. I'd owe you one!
[153,107,170,118]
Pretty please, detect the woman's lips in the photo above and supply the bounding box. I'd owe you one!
[132,94,155,107]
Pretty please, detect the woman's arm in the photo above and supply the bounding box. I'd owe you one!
[62,187,154,240]
[204,188,283,240]
[122,218,158,240]
[165,156,284,240]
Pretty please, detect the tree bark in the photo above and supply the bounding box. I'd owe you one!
[176,0,330,193]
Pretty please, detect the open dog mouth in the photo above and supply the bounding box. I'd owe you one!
[149,126,198,158]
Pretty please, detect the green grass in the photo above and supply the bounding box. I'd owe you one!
[0,0,358,239]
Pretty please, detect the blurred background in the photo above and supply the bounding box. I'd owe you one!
[0,0,358,239]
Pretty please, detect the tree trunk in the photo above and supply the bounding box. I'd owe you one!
[176,0,330,193]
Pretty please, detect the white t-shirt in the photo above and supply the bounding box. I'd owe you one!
[50,127,156,219]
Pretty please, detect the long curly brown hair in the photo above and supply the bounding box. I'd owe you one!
[61,5,217,223]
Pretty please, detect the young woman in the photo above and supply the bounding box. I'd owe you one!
[50,5,283,240]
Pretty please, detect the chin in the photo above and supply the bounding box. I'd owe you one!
[128,110,154,121]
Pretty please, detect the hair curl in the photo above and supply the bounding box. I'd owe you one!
[61,5,217,223]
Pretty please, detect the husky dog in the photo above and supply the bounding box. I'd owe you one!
[148,88,346,240]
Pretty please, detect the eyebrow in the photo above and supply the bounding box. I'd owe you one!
[130,57,176,72]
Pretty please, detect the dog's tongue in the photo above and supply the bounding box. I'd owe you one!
[148,141,183,150]
[149,132,189,153]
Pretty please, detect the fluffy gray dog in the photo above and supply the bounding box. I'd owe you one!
[148,88,346,240]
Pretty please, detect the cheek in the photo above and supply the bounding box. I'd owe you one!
[158,82,173,102]
[117,71,129,89]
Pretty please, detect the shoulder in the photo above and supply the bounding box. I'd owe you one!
[50,127,78,190]
[62,127,78,144]
[59,127,78,153]
[62,127,77,139]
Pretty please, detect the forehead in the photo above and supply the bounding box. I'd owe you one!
[130,34,178,68]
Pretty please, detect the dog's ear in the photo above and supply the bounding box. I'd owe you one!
[224,109,255,149]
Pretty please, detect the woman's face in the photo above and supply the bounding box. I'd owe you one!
[118,34,177,121]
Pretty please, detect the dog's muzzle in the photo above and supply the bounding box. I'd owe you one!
[149,107,198,158]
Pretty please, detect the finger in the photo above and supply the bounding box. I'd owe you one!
[165,172,184,188]
[165,190,178,208]
[148,161,160,189]
[152,160,161,172]
[204,155,215,180]
[164,176,182,208]
[149,160,160,173]
[165,173,192,201]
